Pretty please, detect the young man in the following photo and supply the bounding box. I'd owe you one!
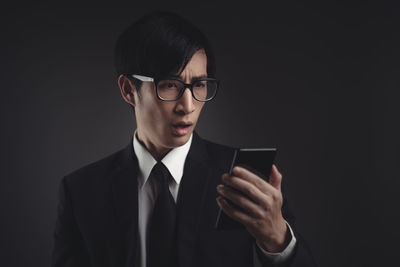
[52,11,315,267]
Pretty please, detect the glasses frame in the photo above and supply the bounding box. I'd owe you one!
[129,74,219,102]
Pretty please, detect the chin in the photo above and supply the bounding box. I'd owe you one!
[167,133,191,147]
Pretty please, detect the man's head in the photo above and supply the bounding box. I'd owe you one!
[114,11,217,158]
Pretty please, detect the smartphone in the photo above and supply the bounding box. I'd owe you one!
[215,148,277,230]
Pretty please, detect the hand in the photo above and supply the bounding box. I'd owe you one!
[216,165,289,253]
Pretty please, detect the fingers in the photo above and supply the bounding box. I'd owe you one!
[217,165,286,246]
[217,184,271,218]
[216,196,253,225]
[221,173,268,204]
[231,165,282,193]
[269,165,282,191]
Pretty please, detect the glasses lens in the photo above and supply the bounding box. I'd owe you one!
[193,80,218,101]
[157,80,184,100]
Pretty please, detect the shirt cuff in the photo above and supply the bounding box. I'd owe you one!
[255,221,297,264]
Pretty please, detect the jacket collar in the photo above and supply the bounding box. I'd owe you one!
[110,136,140,266]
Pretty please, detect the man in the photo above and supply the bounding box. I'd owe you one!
[52,11,316,267]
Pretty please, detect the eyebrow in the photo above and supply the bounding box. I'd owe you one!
[168,74,208,81]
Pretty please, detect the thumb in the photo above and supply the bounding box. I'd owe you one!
[269,164,282,191]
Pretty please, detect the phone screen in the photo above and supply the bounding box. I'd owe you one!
[215,148,277,230]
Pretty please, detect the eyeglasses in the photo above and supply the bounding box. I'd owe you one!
[129,74,219,102]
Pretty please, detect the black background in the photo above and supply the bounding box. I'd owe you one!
[1,1,399,266]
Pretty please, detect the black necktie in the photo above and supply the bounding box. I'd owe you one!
[147,162,177,267]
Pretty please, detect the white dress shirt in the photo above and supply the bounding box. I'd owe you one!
[132,131,296,267]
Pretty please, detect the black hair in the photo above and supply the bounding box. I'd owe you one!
[114,11,216,94]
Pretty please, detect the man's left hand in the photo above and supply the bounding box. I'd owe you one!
[216,164,289,253]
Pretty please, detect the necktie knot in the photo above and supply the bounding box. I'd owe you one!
[151,162,171,185]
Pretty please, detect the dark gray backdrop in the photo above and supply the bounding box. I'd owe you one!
[1,1,399,267]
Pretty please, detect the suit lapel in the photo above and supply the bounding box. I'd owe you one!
[176,132,211,262]
[110,138,140,267]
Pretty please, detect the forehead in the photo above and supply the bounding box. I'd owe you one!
[176,49,208,80]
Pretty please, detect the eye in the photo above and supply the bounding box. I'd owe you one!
[193,80,206,87]
[167,83,176,88]
[158,80,180,90]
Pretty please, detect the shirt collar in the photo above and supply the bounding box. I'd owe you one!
[133,130,193,189]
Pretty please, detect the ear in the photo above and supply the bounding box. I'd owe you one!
[118,74,136,107]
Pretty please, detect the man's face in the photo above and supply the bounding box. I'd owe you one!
[132,49,207,155]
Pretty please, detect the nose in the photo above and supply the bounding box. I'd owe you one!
[175,87,195,115]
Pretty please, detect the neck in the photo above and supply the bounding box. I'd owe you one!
[135,130,171,161]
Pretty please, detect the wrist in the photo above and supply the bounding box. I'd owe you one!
[259,221,290,253]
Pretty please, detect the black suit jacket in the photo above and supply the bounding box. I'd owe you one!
[52,132,316,267]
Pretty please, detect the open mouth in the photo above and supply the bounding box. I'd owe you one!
[172,122,193,136]
[174,124,191,128]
